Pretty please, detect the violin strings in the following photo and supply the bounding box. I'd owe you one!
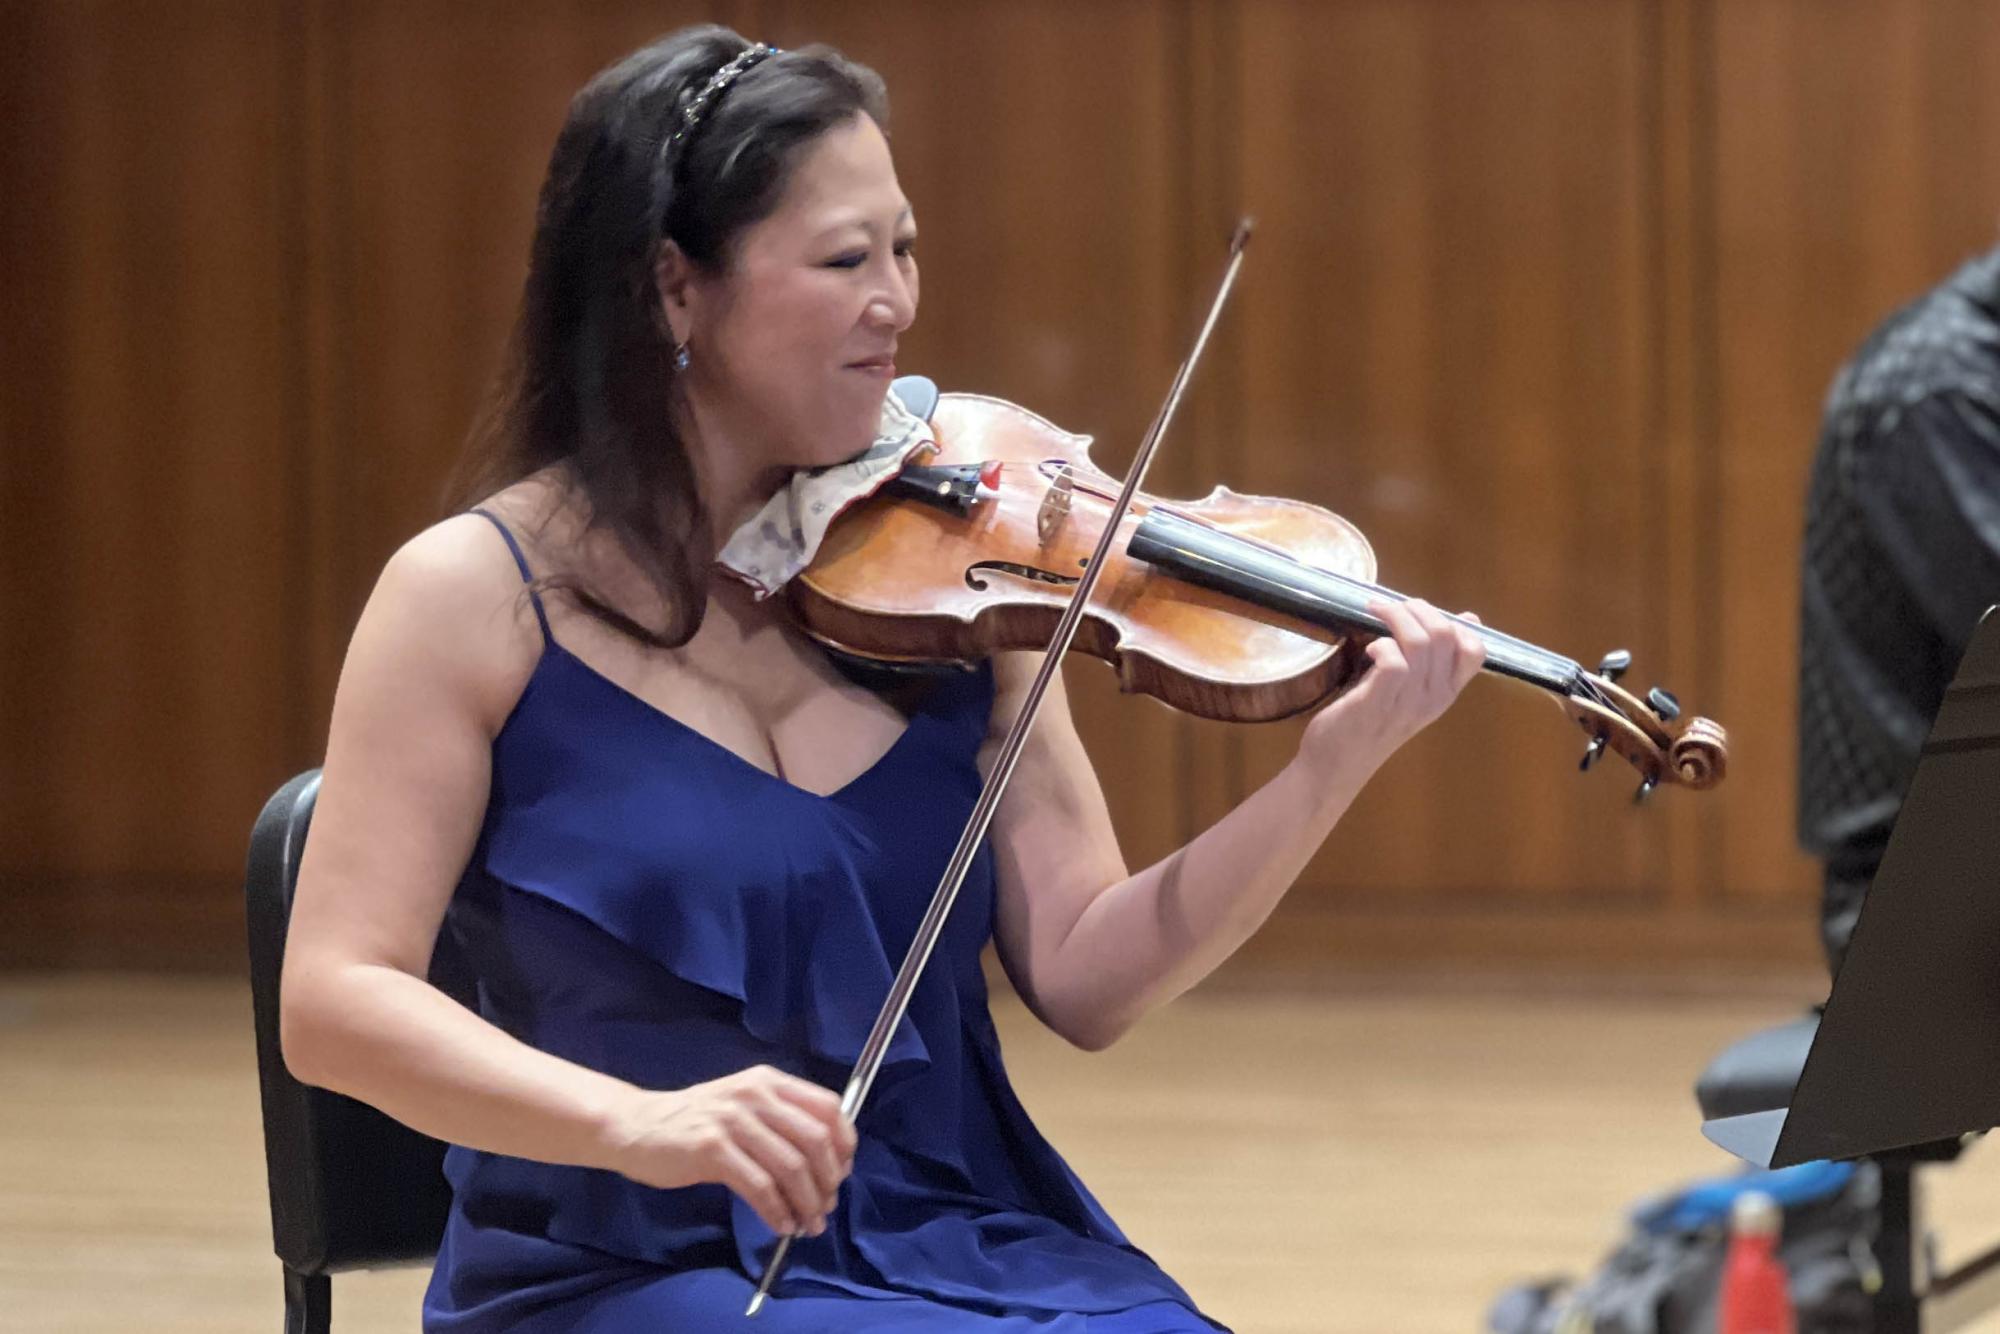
[991,462,1577,686]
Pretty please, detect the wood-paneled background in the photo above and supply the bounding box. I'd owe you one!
[7,0,1999,972]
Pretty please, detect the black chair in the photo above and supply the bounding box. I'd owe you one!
[244,770,458,1333]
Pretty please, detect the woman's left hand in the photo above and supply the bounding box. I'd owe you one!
[1294,597,1486,782]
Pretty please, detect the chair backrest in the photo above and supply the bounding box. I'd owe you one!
[243,769,457,1273]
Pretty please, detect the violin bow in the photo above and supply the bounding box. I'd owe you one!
[745,218,1255,1316]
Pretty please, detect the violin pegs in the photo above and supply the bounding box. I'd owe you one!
[1633,776,1658,805]
[1646,687,1682,723]
[1579,734,1608,772]
[1597,649,1633,683]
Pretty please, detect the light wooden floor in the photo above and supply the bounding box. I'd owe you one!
[7,972,2000,1333]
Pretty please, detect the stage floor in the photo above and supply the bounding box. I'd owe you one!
[6,971,1996,1332]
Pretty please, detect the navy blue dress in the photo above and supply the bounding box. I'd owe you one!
[421,512,1228,1331]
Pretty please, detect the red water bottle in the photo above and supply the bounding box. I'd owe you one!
[1719,1190,1795,1334]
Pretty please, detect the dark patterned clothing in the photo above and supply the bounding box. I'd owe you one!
[1798,246,2000,972]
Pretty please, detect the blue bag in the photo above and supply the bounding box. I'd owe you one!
[1487,1161,1879,1334]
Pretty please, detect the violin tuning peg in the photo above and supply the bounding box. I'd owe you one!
[1646,687,1681,723]
[1597,649,1632,683]
[1634,776,1658,805]
[1579,734,1608,772]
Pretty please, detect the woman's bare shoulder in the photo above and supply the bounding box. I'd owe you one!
[356,475,576,726]
[389,471,579,590]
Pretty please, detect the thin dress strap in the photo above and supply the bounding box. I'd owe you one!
[469,508,553,645]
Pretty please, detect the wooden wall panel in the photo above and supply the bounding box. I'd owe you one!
[0,1,65,879]
[1224,0,1672,903]
[1648,0,1724,917]
[2,1,302,964]
[9,0,1999,970]
[1709,0,2000,904]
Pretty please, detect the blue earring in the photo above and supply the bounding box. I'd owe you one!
[673,341,691,371]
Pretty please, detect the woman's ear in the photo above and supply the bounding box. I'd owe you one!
[655,240,698,346]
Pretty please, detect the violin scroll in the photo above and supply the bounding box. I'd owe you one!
[1560,660,1729,798]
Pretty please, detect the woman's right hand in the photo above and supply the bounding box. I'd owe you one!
[601,1065,857,1236]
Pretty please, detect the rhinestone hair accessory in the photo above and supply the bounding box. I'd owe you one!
[668,43,779,157]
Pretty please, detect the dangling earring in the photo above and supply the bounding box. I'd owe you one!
[673,340,691,371]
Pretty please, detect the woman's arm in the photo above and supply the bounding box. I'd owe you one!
[281,514,852,1237]
[986,599,1484,1051]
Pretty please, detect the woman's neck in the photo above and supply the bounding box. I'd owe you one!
[678,385,791,543]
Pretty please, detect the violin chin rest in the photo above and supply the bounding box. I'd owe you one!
[890,374,939,422]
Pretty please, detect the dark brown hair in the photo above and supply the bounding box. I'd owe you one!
[453,26,889,647]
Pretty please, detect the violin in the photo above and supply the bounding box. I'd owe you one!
[790,392,1727,800]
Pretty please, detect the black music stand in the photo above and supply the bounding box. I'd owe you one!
[1702,605,2000,1331]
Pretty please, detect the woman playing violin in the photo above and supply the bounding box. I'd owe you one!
[279,25,1485,1331]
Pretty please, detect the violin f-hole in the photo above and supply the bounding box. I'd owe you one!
[965,560,1080,591]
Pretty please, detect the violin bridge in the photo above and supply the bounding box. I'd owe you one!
[1037,464,1075,546]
